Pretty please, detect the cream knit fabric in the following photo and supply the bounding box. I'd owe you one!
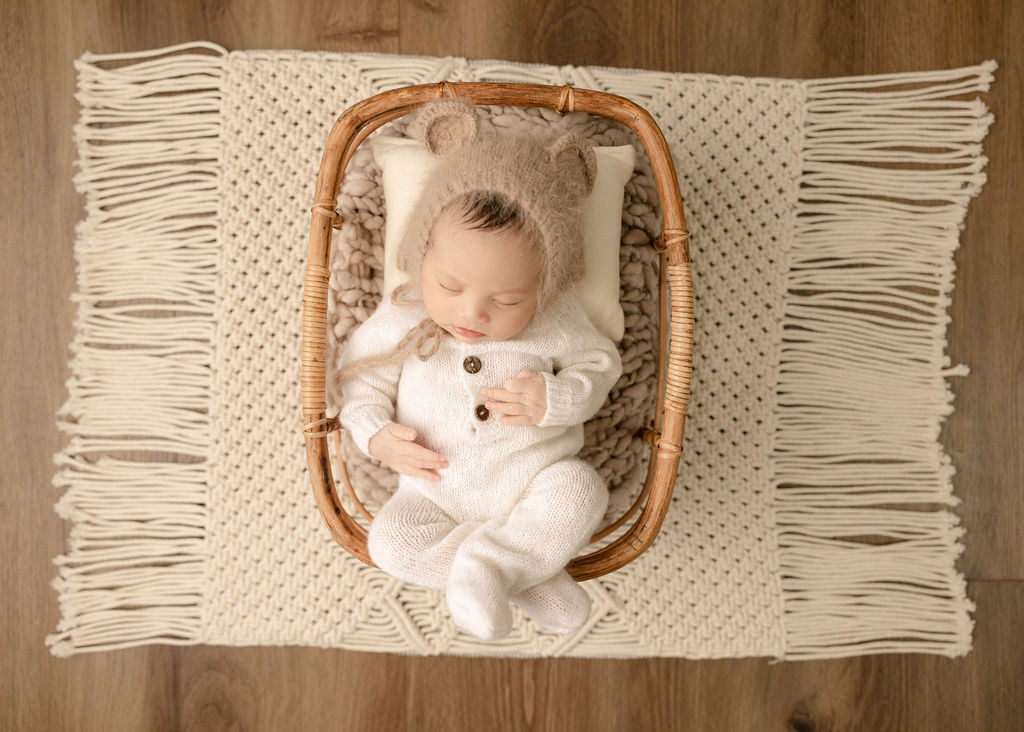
[48,44,992,659]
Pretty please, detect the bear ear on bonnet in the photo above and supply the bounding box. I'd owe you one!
[412,99,480,157]
[548,133,598,199]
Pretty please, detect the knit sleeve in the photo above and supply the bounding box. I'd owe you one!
[536,299,623,429]
[336,301,410,456]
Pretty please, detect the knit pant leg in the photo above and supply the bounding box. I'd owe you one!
[367,485,478,592]
[446,458,608,638]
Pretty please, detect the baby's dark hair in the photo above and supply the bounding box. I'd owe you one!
[444,190,540,246]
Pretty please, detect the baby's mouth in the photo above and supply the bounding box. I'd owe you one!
[451,325,485,339]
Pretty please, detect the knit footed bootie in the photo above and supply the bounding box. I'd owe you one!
[513,571,591,635]
[446,562,513,641]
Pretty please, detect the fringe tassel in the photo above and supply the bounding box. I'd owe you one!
[775,61,996,660]
[46,42,227,657]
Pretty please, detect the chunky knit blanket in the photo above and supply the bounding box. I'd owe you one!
[49,43,994,659]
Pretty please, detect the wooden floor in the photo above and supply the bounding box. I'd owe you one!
[5,0,1021,729]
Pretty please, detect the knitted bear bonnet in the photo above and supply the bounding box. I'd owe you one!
[395,99,598,310]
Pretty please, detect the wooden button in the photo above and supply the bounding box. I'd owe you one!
[463,356,482,374]
[474,404,490,421]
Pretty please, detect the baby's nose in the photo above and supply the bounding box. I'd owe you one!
[462,298,490,324]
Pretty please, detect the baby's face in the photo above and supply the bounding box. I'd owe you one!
[421,210,541,344]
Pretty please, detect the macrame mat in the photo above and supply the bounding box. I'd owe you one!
[48,42,995,659]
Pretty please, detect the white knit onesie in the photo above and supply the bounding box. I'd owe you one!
[339,294,622,636]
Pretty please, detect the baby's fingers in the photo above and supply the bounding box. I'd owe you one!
[400,442,448,470]
[497,414,538,426]
[486,399,526,416]
[396,465,444,482]
[389,443,447,481]
[480,387,521,404]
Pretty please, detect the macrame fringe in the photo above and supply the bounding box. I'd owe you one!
[775,61,996,660]
[46,42,227,657]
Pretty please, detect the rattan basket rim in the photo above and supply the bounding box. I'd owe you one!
[300,81,693,581]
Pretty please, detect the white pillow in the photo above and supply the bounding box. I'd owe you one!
[371,135,634,342]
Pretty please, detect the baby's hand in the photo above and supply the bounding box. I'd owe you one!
[482,370,547,426]
[368,423,448,482]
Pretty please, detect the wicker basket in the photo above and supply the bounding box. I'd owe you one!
[301,81,693,581]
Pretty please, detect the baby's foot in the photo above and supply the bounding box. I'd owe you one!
[513,571,591,635]
[446,563,512,641]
